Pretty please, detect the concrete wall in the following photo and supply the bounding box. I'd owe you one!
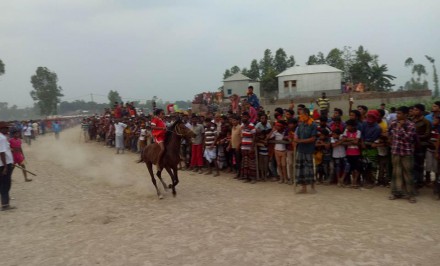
[262,90,432,118]
[278,72,342,99]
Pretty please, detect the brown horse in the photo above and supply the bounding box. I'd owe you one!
[138,119,195,199]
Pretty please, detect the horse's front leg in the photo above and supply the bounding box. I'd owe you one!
[165,167,177,196]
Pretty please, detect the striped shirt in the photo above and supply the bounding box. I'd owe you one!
[241,123,256,151]
[204,125,217,146]
[317,97,330,110]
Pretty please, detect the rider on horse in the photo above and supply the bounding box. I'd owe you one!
[151,109,167,168]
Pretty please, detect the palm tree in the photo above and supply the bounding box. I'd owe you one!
[368,63,395,91]
[426,55,439,97]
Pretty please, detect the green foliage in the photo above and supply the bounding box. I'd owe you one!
[368,63,395,91]
[30,67,64,116]
[260,68,278,98]
[220,48,293,96]
[260,49,274,77]
[0,102,40,121]
[247,59,260,80]
[274,48,288,73]
[0,59,4,76]
[107,90,122,105]
[306,52,326,65]
[287,56,296,68]
[230,65,241,74]
[403,57,429,91]
[325,48,345,71]
[223,69,232,80]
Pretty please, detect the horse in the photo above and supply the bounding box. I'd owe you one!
[138,119,195,199]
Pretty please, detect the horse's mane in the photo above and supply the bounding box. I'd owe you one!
[164,118,182,145]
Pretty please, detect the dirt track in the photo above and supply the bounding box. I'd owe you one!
[1,127,439,266]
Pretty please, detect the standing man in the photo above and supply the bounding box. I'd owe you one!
[412,104,431,188]
[23,122,32,145]
[388,106,418,203]
[240,112,257,183]
[52,121,61,140]
[0,122,15,211]
[114,119,127,154]
[190,115,205,173]
[294,108,318,193]
[316,92,330,118]
[246,86,260,109]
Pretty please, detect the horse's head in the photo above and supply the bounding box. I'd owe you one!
[174,119,196,139]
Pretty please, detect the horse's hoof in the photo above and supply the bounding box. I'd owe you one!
[158,194,164,200]
[172,192,176,197]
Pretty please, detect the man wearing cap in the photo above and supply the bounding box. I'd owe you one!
[0,121,15,211]
[360,110,382,188]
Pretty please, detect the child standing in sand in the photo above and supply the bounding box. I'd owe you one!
[9,129,31,182]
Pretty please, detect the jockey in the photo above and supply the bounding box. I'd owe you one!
[151,109,167,168]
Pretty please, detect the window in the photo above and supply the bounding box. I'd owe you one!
[291,80,297,87]
[284,80,297,88]
[227,89,232,95]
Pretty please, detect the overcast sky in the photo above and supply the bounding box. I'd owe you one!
[1,0,439,107]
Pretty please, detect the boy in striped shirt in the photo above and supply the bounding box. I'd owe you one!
[203,118,219,176]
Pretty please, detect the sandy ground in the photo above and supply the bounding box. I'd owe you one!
[1,127,439,266]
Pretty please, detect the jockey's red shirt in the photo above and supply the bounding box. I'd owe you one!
[151,117,166,143]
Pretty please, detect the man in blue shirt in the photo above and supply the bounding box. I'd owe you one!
[246,86,260,109]
[52,121,61,140]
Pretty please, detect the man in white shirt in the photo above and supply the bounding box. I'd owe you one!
[114,119,127,154]
[0,122,15,211]
[23,122,33,146]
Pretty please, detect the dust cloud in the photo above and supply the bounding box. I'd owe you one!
[29,127,157,195]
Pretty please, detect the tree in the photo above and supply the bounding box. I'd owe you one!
[0,59,4,76]
[368,63,395,91]
[286,55,296,68]
[404,57,429,91]
[349,46,378,88]
[247,59,260,80]
[260,49,274,77]
[30,67,64,116]
[426,55,439,97]
[230,65,241,74]
[108,90,122,105]
[306,52,326,65]
[325,48,345,71]
[241,67,249,77]
[274,48,288,73]
[223,69,232,80]
[260,68,278,98]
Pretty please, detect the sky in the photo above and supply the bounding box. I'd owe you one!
[0,0,439,108]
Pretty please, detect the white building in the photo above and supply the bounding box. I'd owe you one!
[223,73,260,98]
[277,65,343,99]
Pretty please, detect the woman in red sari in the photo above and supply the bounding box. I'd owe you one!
[9,129,31,182]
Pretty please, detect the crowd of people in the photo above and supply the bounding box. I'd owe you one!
[77,88,440,204]
[2,88,440,211]
[0,118,79,211]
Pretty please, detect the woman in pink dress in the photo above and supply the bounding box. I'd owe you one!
[9,129,31,182]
